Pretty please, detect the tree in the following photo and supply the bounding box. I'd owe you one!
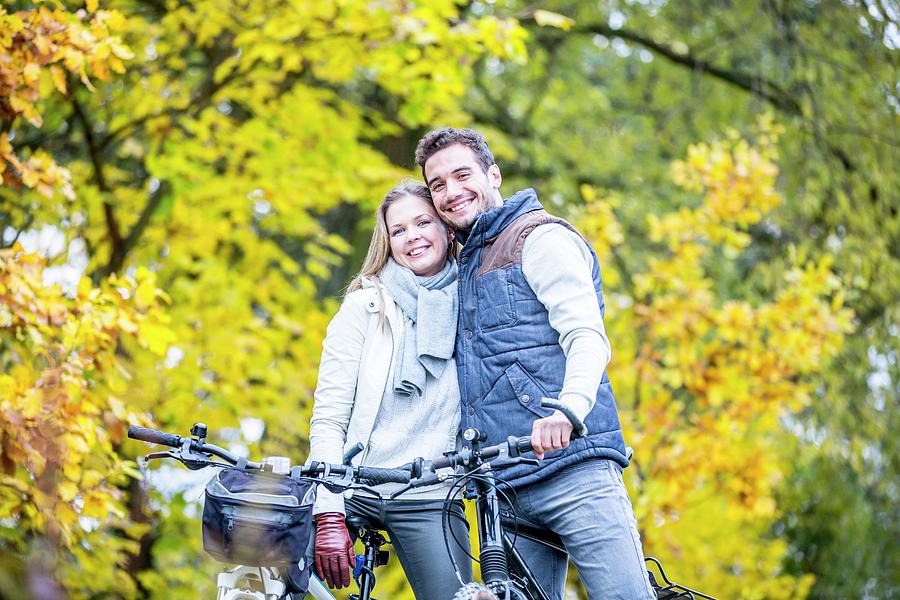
[2,0,527,596]
[0,247,173,597]
[1,5,170,595]
[453,1,897,595]
[1,3,132,222]
[577,127,852,598]
[2,0,894,597]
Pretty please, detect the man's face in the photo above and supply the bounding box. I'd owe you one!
[423,144,502,232]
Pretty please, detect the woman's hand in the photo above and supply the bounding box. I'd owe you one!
[313,512,356,588]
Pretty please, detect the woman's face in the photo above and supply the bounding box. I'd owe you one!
[385,194,450,277]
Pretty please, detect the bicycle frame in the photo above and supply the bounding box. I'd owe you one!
[212,565,351,600]
[212,541,382,600]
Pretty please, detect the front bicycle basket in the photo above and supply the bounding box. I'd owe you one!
[202,468,316,567]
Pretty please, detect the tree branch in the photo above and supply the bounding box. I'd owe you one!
[1,212,34,249]
[89,39,246,280]
[70,93,124,261]
[98,60,254,153]
[92,180,169,282]
[565,21,803,115]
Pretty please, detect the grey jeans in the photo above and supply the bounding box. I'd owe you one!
[503,458,656,600]
[339,494,472,600]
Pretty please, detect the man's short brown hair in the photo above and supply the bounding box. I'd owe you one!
[414,127,496,176]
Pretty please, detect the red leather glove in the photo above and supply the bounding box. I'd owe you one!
[313,512,355,589]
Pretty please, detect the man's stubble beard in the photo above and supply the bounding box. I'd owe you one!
[457,195,499,232]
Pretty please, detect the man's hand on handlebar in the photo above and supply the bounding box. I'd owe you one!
[530,410,574,460]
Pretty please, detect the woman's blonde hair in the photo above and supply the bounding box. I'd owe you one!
[346,180,455,295]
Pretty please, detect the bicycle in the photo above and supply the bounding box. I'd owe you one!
[389,398,717,600]
[131,399,715,600]
[129,422,411,599]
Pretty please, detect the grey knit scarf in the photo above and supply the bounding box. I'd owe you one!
[378,257,458,399]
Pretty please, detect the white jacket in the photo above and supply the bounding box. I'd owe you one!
[308,281,404,515]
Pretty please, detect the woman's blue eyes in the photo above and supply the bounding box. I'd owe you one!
[391,220,433,236]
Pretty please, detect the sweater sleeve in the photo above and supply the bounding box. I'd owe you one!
[521,224,611,423]
[308,291,369,515]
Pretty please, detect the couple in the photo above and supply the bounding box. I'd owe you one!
[308,128,656,600]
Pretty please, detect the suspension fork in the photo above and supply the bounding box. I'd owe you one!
[474,470,510,586]
[475,472,552,600]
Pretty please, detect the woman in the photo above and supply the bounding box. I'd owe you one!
[308,181,471,599]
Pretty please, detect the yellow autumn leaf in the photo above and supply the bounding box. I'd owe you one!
[18,389,43,418]
[137,319,176,355]
[533,9,574,31]
[63,460,82,482]
[81,469,105,487]
[133,277,158,309]
[59,481,79,502]
[23,62,41,86]
[80,491,110,519]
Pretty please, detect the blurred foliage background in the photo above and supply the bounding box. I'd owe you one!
[1,0,896,598]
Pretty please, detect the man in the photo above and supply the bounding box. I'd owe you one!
[415,127,655,599]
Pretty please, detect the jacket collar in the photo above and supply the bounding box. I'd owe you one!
[457,188,542,250]
[361,277,403,333]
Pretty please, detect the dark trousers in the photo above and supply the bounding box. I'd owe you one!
[344,494,473,600]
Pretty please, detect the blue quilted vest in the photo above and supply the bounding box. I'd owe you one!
[455,188,628,488]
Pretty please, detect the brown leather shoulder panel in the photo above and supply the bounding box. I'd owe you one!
[477,210,577,277]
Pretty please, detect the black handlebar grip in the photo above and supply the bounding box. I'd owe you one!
[357,466,411,485]
[128,425,183,448]
[342,442,364,465]
[540,399,588,438]
[514,436,534,455]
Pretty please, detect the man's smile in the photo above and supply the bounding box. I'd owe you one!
[446,197,474,213]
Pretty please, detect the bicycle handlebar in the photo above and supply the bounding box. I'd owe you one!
[128,425,411,485]
[128,425,184,448]
[428,398,586,470]
[515,435,534,455]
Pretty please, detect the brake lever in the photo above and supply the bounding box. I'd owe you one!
[143,450,178,463]
[146,438,218,470]
[490,457,540,470]
[390,470,445,499]
[142,448,215,470]
[389,483,414,499]
[317,474,384,498]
